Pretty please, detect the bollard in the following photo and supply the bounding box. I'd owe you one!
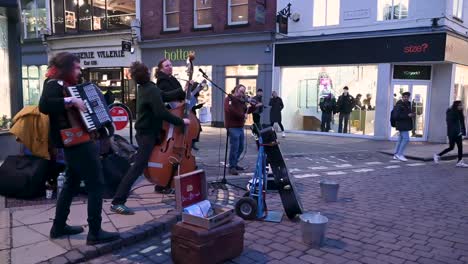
[319,180,339,202]
[300,212,328,247]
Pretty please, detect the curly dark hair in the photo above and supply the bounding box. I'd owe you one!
[48,52,80,79]
[130,61,150,84]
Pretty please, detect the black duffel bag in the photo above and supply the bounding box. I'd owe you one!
[101,153,130,198]
[0,155,51,198]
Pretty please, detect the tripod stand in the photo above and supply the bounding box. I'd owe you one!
[197,70,246,190]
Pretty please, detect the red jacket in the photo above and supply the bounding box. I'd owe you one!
[224,95,254,128]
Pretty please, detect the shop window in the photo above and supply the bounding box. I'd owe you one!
[378,0,408,21]
[51,0,135,34]
[453,0,464,20]
[20,0,47,39]
[22,65,47,106]
[313,0,340,27]
[453,65,468,118]
[194,0,212,28]
[164,0,180,31]
[281,65,378,136]
[228,0,248,25]
[0,14,11,131]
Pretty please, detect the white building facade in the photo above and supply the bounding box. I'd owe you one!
[275,0,468,143]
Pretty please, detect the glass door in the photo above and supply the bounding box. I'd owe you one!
[390,83,429,140]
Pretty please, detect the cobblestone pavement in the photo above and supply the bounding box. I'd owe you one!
[88,151,468,264]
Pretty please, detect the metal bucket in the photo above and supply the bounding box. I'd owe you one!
[320,180,339,202]
[300,212,328,247]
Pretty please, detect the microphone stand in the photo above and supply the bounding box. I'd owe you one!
[199,72,246,191]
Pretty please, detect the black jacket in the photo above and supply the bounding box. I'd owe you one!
[39,80,114,147]
[393,100,413,131]
[156,71,186,102]
[269,97,284,123]
[320,97,336,113]
[446,108,466,138]
[135,81,184,137]
[336,94,355,114]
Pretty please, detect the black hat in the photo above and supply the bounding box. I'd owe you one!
[402,91,411,96]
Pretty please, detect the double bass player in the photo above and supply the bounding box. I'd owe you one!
[110,62,190,215]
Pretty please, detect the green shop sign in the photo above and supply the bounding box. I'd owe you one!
[164,49,196,62]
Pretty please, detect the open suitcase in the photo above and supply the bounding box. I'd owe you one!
[171,216,245,264]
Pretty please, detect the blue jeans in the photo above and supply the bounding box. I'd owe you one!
[228,128,244,168]
[394,131,410,156]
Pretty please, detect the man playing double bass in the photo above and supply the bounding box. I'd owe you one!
[110,62,190,215]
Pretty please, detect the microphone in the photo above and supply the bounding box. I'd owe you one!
[199,68,208,77]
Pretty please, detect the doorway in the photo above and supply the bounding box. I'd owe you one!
[390,82,430,141]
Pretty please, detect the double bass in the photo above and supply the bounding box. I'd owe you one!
[144,53,201,188]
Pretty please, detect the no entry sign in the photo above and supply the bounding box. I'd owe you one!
[110,106,129,130]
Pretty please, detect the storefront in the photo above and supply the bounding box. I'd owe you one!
[1,0,23,159]
[275,32,468,143]
[47,34,139,116]
[141,39,274,127]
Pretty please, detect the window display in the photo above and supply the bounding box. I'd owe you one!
[21,0,47,39]
[281,65,378,136]
[453,65,468,119]
[22,65,47,106]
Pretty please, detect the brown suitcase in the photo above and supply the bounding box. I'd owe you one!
[171,216,245,264]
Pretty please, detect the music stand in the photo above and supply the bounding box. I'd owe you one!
[197,71,246,191]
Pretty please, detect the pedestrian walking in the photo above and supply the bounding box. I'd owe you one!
[336,86,355,133]
[269,91,285,138]
[392,91,415,162]
[433,100,468,167]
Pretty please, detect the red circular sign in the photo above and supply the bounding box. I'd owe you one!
[109,106,129,130]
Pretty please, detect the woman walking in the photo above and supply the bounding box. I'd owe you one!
[269,91,285,138]
[433,101,468,167]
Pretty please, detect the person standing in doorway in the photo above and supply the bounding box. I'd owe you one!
[433,100,468,167]
[336,86,355,133]
[269,91,285,138]
[319,94,336,132]
[39,52,120,245]
[392,91,415,162]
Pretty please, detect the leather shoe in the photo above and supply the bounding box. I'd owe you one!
[86,229,120,245]
[50,224,84,239]
[229,167,238,175]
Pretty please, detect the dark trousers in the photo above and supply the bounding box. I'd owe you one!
[321,112,332,132]
[338,112,350,133]
[54,142,103,234]
[252,113,262,135]
[271,122,284,132]
[112,134,156,205]
[439,136,463,161]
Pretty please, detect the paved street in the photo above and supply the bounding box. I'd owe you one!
[86,129,468,264]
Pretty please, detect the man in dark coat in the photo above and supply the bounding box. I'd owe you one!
[336,86,355,133]
[392,91,415,161]
[269,91,285,138]
[319,94,336,132]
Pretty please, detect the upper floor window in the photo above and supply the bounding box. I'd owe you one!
[194,0,212,28]
[378,0,408,21]
[313,0,340,27]
[164,0,180,31]
[51,0,136,35]
[21,0,47,39]
[228,0,248,25]
[453,0,464,20]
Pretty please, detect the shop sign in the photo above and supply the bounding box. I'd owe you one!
[70,50,127,66]
[403,43,429,54]
[343,9,370,20]
[164,49,196,62]
[393,65,431,80]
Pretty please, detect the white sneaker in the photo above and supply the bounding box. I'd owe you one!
[396,155,408,162]
[393,155,398,160]
[282,132,286,138]
[433,154,440,164]
[456,161,468,168]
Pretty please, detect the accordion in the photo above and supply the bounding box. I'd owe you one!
[66,82,112,132]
